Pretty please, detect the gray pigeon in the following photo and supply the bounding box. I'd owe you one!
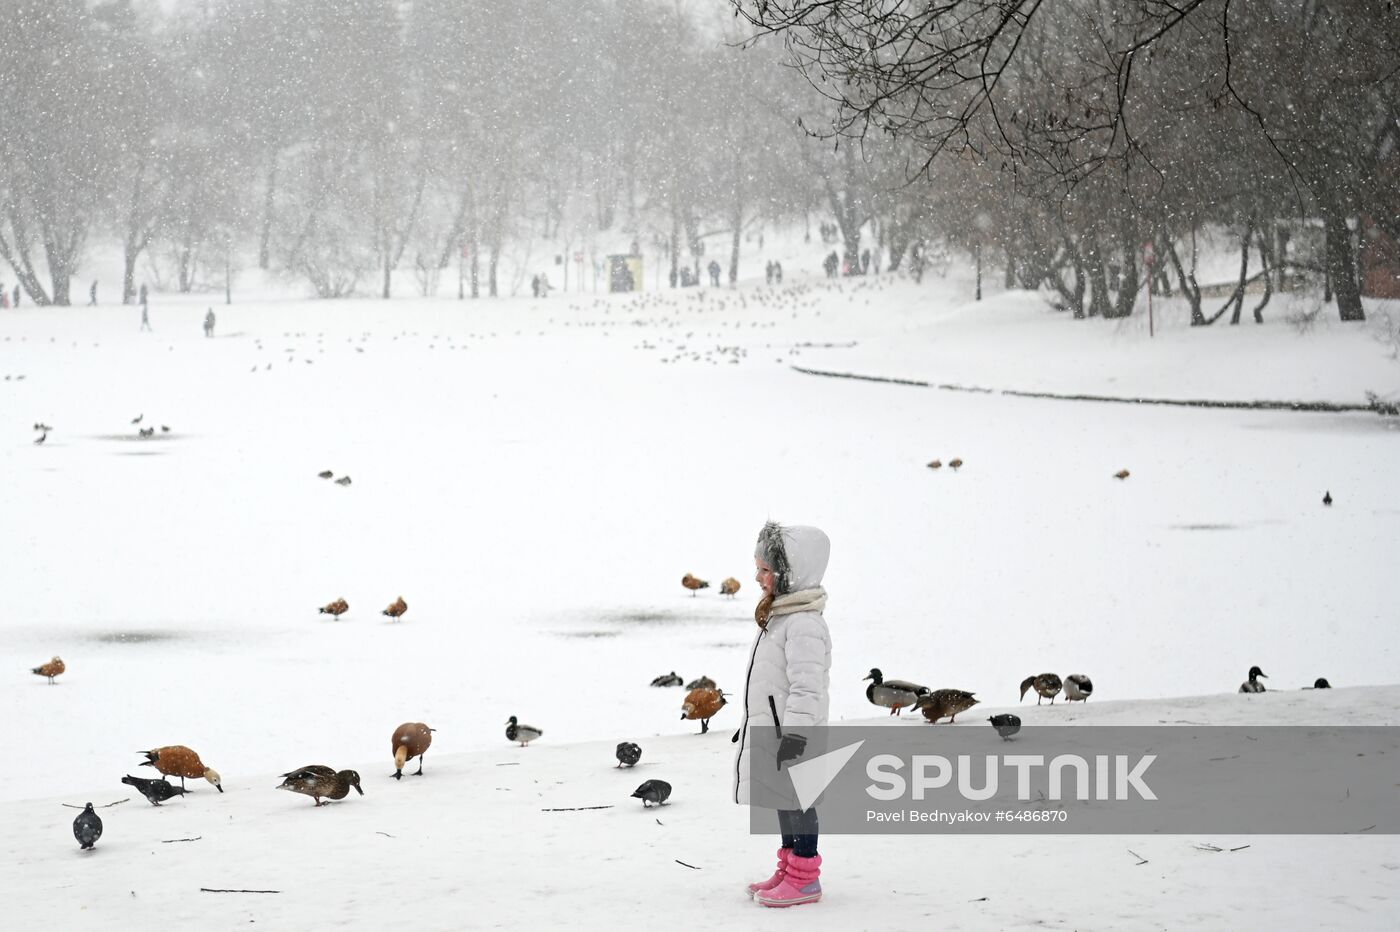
[122,773,186,806]
[73,803,103,849]
[631,779,671,807]
[988,713,1022,740]
[615,742,642,768]
[650,671,683,688]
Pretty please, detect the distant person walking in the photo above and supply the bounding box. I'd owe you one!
[139,283,148,306]
[773,261,783,284]
[89,280,98,306]
[708,260,721,287]
[13,284,21,307]
[204,308,215,338]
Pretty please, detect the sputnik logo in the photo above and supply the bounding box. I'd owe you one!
[786,740,866,811]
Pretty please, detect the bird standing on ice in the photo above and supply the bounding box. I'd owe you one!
[139,746,223,792]
[862,668,929,715]
[1020,673,1063,705]
[73,803,102,850]
[505,716,542,746]
[391,722,434,779]
[1239,666,1268,693]
[1064,674,1093,702]
[32,655,65,683]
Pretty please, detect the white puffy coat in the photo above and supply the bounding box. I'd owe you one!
[732,525,832,807]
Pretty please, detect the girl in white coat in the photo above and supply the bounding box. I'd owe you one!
[735,521,832,907]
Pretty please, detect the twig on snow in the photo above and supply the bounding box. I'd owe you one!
[376,831,396,838]
[200,888,281,894]
[540,805,614,812]
[1128,849,1149,865]
[1193,843,1223,852]
[1229,845,1251,852]
[675,859,701,870]
[63,799,129,809]
[161,837,202,843]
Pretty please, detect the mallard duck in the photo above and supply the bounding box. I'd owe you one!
[506,716,542,746]
[988,713,1022,740]
[650,671,683,687]
[680,687,728,734]
[616,742,642,768]
[1239,666,1268,693]
[1064,674,1093,702]
[277,765,363,806]
[681,573,709,595]
[719,577,741,598]
[31,655,65,683]
[391,722,434,779]
[631,779,672,807]
[913,689,980,723]
[1019,673,1062,705]
[139,746,223,792]
[684,675,716,690]
[863,668,929,715]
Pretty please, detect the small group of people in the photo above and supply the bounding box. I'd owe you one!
[530,273,551,298]
[817,221,840,244]
[765,260,785,285]
[821,247,880,279]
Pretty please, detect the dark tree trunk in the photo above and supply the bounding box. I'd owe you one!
[1165,230,1203,325]
[1253,227,1273,323]
[1084,235,1111,318]
[1109,223,1139,318]
[1322,200,1365,321]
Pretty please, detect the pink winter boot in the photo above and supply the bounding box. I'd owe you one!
[746,848,790,897]
[755,853,821,907]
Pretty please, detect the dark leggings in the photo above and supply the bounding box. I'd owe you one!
[778,808,819,859]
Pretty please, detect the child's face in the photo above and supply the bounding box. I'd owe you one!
[755,557,777,596]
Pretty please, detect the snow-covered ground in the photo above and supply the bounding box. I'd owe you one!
[3,262,1398,927]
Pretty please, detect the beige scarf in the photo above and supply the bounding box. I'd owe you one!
[755,587,827,629]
